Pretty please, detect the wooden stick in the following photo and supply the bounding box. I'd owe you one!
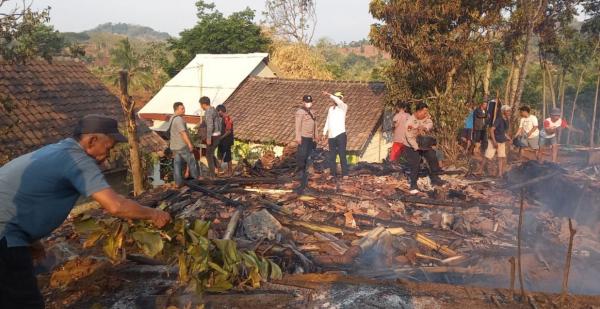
[509,256,516,299]
[560,218,577,307]
[223,209,241,240]
[186,181,246,240]
[415,233,458,257]
[505,171,560,191]
[517,188,526,298]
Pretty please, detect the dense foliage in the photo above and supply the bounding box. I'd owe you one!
[163,1,271,77]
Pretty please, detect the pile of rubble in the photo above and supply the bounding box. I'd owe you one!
[38,151,600,308]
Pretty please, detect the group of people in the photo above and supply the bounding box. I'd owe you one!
[294,91,349,194]
[168,96,235,187]
[460,100,581,177]
[295,92,448,195]
[391,102,445,194]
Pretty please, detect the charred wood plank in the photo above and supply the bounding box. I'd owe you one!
[505,171,560,191]
[192,177,291,186]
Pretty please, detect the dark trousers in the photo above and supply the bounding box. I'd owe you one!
[0,238,44,309]
[328,133,349,177]
[473,129,488,152]
[206,135,222,177]
[296,137,316,189]
[402,147,442,187]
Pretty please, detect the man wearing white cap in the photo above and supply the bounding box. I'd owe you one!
[538,107,582,163]
[322,91,349,180]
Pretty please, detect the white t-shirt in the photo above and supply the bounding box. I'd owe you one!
[519,115,539,138]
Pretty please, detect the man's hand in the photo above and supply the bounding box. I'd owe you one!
[322,91,330,96]
[151,209,171,228]
[296,138,302,145]
[188,144,194,152]
[206,138,212,146]
[492,141,498,148]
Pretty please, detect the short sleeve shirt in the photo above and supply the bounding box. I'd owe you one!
[492,117,510,143]
[464,111,474,129]
[393,111,410,143]
[541,117,567,139]
[0,138,109,247]
[519,115,539,138]
[169,116,187,151]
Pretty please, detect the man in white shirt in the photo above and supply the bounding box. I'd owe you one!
[515,106,539,158]
[322,91,349,179]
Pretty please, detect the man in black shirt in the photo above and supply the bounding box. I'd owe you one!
[472,101,489,154]
[484,105,512,177]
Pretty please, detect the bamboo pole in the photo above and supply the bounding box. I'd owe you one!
[517,188,526,298]
[567,70,586,145]
[509,256,516,299]
[592,73,600,147]
[560,218,577,307]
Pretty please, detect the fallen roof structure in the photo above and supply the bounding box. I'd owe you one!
[39,146,600,308]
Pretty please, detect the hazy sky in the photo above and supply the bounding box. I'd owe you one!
[27,0,376,43]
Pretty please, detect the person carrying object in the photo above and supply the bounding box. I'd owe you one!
[538,107,583,163]
[401,102,446,195]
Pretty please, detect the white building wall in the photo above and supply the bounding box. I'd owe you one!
[359,127,392,163]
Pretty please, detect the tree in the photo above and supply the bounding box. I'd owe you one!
[0,0,64,63]
[102,38,154,92]
[164,1,271,76]
[118,71,144,196]
[369,0,511,160]
[270,41,332,79]
[263,0,317,44]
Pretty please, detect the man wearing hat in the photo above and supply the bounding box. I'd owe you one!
[322,91,349,180]
[0,115,171,308]
[538,107,582,163]
[294,94,317,194]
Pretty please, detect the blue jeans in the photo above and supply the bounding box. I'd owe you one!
[173,148,199,186]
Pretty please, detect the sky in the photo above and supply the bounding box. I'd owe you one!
[26,0,376,43]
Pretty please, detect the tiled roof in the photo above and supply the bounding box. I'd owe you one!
[0,59,165,163]
[224,77,386,153]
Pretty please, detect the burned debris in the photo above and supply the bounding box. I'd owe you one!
[37,146,600,308]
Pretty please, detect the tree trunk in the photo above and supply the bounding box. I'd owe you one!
[558,69,566,143]
[483,38,494,99]
[545,65,557,109]
[504,56,515,105]
[119,70,144,196]
[445,66,457,96]
[509,54,522,106]
[513,25,534,110]
[592,73,600,147]
[567,70,585,145]
[541,58,547,119]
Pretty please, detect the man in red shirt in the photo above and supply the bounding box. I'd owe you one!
[538,108,582,163]
[216,105,234,176]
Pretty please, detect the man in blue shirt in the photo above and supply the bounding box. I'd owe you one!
[461,104,474,151]
[0,115,171,308]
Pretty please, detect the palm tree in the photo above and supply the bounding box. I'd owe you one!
[106,38,154,92]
